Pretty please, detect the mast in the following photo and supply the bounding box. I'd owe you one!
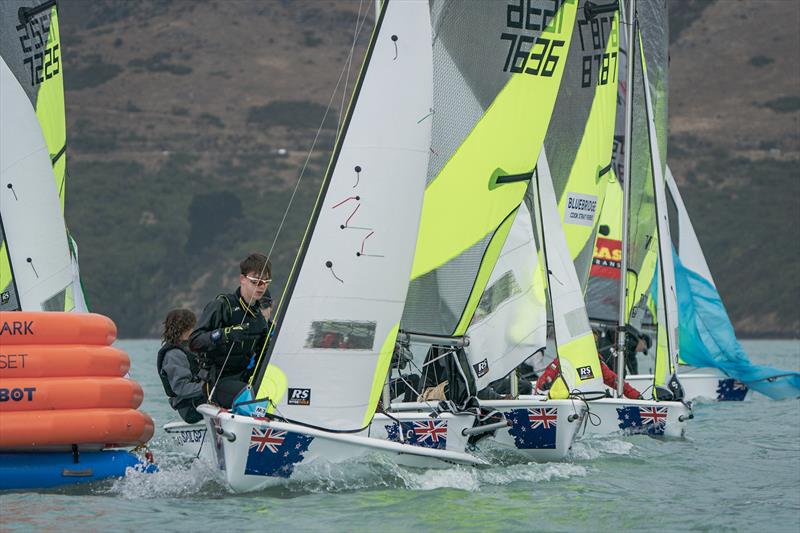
[616,0,636,397]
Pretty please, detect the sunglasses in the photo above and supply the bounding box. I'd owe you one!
[245,275,271,287]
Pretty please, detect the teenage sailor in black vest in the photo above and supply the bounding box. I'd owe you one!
[189,253,272,408]
[158,309,205,423]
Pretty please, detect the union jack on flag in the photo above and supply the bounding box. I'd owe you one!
[638,406,668,426]
[528,408,558,430]
[249,427,287,453]
[412,420,448,444]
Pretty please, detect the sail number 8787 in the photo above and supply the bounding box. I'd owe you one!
[501,34,565,77]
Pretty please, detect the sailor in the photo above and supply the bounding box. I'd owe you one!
[536,332,643,399]
[157,309,206,423]
[597,326,651,374]
[189,253,272,408]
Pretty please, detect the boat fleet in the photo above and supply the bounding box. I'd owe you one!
[1,0,798,492]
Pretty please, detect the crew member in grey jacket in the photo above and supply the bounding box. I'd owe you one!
[158,309,205,423]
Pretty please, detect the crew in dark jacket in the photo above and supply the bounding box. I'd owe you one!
[189,253,272,408]
[158,309,205,423]
[597,326,651,374]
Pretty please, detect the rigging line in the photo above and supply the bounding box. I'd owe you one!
[339,0,365,133]
[209,6,372,398]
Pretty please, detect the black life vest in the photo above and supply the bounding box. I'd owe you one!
[208,292,269,375]
[157,342,200,398]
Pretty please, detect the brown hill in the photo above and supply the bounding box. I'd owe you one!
[58,0,799,337]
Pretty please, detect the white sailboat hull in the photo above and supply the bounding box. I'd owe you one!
[521,396,691,438]
[198,404,483,493]
[388,399,585,462]
[625,368,748,402]
[162,420,212,461]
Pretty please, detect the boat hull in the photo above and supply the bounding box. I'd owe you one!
[626,369,748,402]
[198,404,484,493]
[477,399,585,461]
[163,420,211,461]
[536,396,692,438]
[387,399,586,461]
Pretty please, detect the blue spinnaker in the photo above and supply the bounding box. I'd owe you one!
[673,248,800,399]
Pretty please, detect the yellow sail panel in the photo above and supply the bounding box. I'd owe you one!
[410,0,578,281]
[362,323,400,427]
[33,7,67,209]
[453,208,517,336]
[0,242,13,299]
[558,12,619,269]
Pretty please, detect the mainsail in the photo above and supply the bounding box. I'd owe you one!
[400,0,578,341]
[529,0,620,396]
[0,0,87,312]
[545,0,620,291]
[667,168,800,399]
[250,0,433,431]
[461,0,619,393]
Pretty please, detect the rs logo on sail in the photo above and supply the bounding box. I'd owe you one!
[0,321,34,336]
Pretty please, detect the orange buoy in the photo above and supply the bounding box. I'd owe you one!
[0,377,143,412]
[0,345,130,379]
[0,408,154,450]
[0,312,116,346]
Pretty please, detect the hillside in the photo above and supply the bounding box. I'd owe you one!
[57,0,799,337]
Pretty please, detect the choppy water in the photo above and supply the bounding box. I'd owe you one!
[2,340,798,532]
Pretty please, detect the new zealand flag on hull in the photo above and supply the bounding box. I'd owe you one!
[504,408,558,449]
[716,378,748,401]
[616,405,668,435]
[384,420,448,449]
[244,427,313,477]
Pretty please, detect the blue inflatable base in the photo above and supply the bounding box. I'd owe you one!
[0,451,157,490]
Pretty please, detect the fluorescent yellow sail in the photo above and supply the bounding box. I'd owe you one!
[557,13,620,283]
[411,0,578,336]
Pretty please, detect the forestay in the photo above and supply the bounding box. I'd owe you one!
[251,0,433,431]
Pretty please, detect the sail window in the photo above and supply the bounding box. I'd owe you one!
[42,287,67,312]
[472,270,522,324]
[303,320,376,350]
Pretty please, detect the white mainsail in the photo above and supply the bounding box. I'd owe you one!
[252,0,433,431]
[0,56,72,311]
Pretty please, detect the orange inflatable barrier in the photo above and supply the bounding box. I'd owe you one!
[0,377,143,412]
[0,345,130,379]
[0,408,154,450]
[0,312,116,346]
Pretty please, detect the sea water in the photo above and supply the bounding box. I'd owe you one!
[1,340,798,532]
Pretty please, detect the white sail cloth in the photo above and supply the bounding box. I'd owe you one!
[0,56,72,311]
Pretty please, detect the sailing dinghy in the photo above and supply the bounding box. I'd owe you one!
[382,0,595,462]
[199,0,484,493]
